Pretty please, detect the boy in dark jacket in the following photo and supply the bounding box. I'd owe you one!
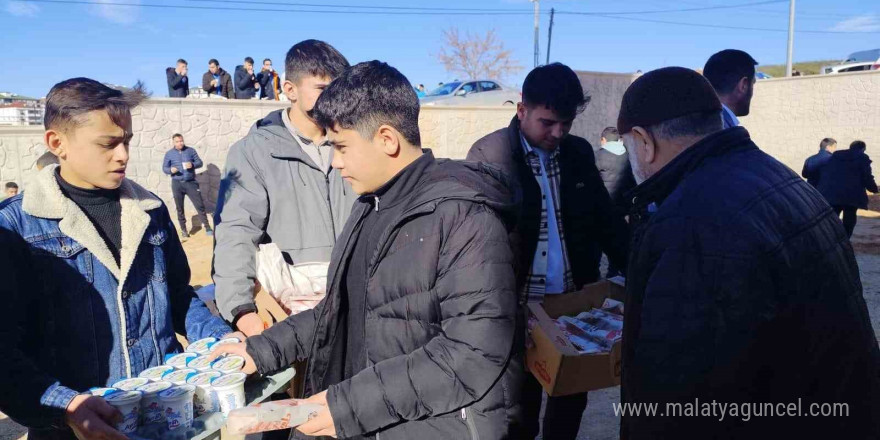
[801,137,836,187]
[234,57,259,99]
[619,67,880,440]
[162,133,212,237]
[166,58,189,98]
[816,140,878,237]
[202,58,234,99]
[467,63,629,440]
[211,61,521,440]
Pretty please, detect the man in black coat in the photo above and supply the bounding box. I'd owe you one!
[618,66,880,440]
[234,56,259,99]
[468,63,629,440]
[210,61,521,440]
[166,58,189,98]
[801,137,837,187]
[816,140,879,237]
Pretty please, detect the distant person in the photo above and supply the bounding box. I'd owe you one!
[257,58,281,100]
[817,140,879,237]
[801,137,837,187]
[703,49,758,129]
[416,83,426,98]
[595,126,635,278]
[4,182,18,199]
[438,81,444,87]
[162,133,212,238]
[202,58,234,99]
[166,58,189,98]
[234,56,259,99]
[35,150,59,171]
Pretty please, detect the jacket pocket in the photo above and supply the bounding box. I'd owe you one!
[143,229,168,281]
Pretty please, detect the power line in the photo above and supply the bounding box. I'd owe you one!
[579,12,880,34]
[183,0,527,12]
[556,0,789,16]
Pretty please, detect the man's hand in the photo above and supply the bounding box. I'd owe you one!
[170,166,179,174]
[181,66,188,76]
[66,394,127,440]
[221,331,247,342]
[207,342,258,375]
[183,162,193,170]
[235,312,265,337]
[210,79,218,87]
[296,391,336,438]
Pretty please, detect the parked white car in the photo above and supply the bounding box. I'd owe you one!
[821,49,880,74]
[420,80,520,106]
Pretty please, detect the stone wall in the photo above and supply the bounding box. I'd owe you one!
[572,71,639,147]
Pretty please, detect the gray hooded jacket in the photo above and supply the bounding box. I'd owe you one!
[213,109,356,321]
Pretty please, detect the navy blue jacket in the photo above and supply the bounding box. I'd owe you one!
[257,70,280,100]
[234,65,258,99]
[816,148,878,209]
[622,127,880,439]
[166,67,189,98]
[162,146,203,182]
[801,149,832,187]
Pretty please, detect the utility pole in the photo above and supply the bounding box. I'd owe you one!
[531,0,540,67]
[786,0,795,76]
[546,7,555,65]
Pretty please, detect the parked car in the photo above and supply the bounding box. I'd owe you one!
[821,49,880,74]
[420,80,520,106]
[756,71,773,79]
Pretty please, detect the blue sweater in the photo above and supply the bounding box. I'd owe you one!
[162,146,203,181]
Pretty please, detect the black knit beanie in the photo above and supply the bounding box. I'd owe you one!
[617,67,722,135]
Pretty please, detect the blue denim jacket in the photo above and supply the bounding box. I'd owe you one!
[0,166,230,434]
[162,146,203,182]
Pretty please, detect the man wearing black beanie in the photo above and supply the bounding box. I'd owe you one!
[618,67,880,439]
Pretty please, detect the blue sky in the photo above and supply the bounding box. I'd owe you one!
[1,0,878,98]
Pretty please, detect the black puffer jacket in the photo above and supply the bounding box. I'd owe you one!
[816,148,878,209]
[247,152,521,439]
[621,127,880,439]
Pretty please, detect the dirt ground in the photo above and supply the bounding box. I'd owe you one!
[5,199,880,440]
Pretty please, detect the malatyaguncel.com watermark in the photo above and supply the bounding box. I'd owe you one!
[613,398,849,421]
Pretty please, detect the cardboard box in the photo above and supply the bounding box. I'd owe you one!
[526,278,626,396]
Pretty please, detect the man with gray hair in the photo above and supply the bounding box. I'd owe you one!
[618,67,880,439]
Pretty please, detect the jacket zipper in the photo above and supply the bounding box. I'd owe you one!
[325,174,336,237]
[462,407,479,440]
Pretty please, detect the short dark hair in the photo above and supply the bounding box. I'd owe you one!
[244,57,254,65]
[601,126,619,142]
[263,58,271,64]
[5,182,18,190]
[209,59,219,66]
[312,60,421,146]
[172,133,183,140]
[645,110,723,141]
[851,140,867,151]
[44,78,148,132]
[285,40,349,83]
[522,62,590,120]
[36,151,59,170]
[820,138,837,151]
[703,49,758,95]
[177,58,187,65]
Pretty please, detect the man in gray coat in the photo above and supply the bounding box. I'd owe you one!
[213,40,356,336]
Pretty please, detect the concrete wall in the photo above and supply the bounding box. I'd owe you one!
[572,71,639,147]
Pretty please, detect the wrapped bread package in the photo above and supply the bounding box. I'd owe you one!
[225,399,323,435]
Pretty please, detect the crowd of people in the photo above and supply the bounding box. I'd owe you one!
[166,57,283,100]
[0,38,879,440]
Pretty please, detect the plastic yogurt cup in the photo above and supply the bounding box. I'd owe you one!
[211,372,247,415]
[104,390,143,434]
[112,377,150,391]
[138,365,175,382]
[163,368,198,386]
[186,355,215,372]
[185,337,218,355]
[158,384,196,431]
[135,381,173,425]
[165,352,198,369]
[187,371,223,416]
[88,387,119,397]
[211,355,245,374]
[208,337,241,350]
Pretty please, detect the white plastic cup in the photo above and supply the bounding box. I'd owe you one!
[185,337,218,355]
[135,381,173,425]
[138,365,175,382]
[211,355,245,374]
[211,372,247,415]
[186,355,215,372]
[187,371,223,416]
[87,387,118,397]
[104,390,143,434]
[158,384,196,431]
[165,352,198,369]
[112,377,150,391]
[163,368,198,386]
[208,337,241,350]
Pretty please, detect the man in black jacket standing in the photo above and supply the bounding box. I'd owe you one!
[234,56,259,99]
[619,67,880,439]
[211,61,521,439]
[816,140,879,237]
[468,63,629,440]
[166,58,189,98]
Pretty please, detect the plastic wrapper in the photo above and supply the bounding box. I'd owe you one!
[225,399,324,435]
[255,243,329,314]
[555,306,624,354]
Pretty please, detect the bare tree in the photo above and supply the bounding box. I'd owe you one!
[436,28,523,80]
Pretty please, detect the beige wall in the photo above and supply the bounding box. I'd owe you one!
[572,71,639,147]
